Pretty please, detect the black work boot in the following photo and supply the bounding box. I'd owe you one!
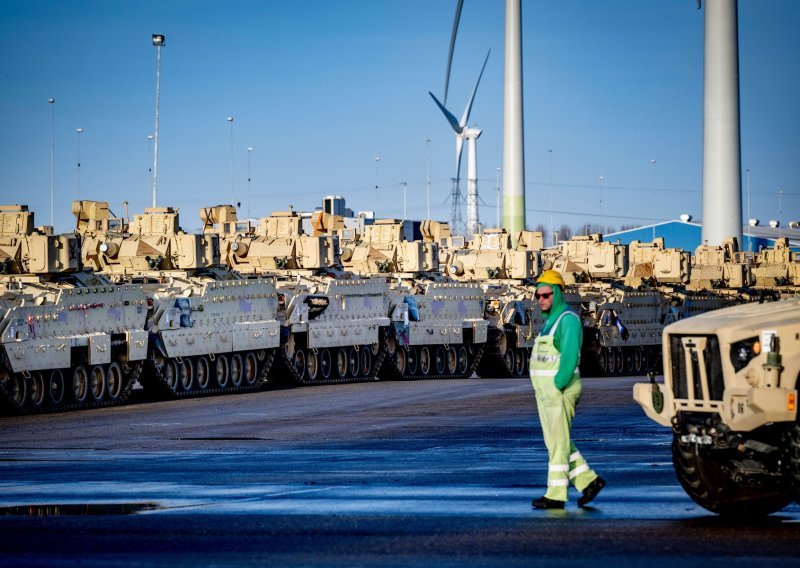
[577,477,606,508]
[531,496,565,509]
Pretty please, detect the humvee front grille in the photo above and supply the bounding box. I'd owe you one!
[669,334,724,402]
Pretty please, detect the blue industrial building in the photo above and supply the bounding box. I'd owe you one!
[605,220,800,254]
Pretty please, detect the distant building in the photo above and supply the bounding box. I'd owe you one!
[605,219,800,253]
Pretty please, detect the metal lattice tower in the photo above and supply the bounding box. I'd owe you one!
[450,177,466,237]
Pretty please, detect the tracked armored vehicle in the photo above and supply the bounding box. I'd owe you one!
[210,206,390,385]
[75,201,280,399]
[0,204,148,414]
[445,229,540,378]
[338,219,488,380]
[634,297,800,516]
[749,238,800,297]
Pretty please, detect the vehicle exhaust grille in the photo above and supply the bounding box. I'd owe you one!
[669,334,724,402]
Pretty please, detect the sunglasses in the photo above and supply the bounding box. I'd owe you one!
[534,291,553,300]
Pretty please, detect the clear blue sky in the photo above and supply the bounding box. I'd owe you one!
[1,0,798,236]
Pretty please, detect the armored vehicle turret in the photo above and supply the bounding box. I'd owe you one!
[634,297,800,515]
[212,207,391,385]
[74,201,280,399]
[337,219,488,380]
[1,204,148,414]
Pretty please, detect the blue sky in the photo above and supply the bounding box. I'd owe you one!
[1,0,798,236]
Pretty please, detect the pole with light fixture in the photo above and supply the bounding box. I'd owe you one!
[75,128,83,198]
[48,98,55,227]
[151,33,165,208]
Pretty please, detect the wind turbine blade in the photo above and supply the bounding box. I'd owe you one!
[459,50,491,128]
[429,91,463,134]
[444,0,464,106]
[456,135,465,181]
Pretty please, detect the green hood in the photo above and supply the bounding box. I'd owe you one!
[537,282,567,332]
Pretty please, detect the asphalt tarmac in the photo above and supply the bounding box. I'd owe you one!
[1,376,799,567]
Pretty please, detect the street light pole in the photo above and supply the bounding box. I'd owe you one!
[548,149,553,246]
[425,139,431,220]
[598,175,604,235]
[76,128,83,199]
[746,168,751,251]
[48,98,55,227]
[373,156,381,215]
[495,167,502,228]
[226,116,235,204]
[147,135,154,201]
[247,146,253,219]
[401,181,407,221]
[151,34,165,208]
[650,159,657,240]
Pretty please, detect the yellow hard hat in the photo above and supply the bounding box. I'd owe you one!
[536,269,565,288]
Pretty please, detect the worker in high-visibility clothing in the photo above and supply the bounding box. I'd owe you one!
[529,269,606,509]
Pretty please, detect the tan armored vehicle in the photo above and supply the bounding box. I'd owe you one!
[337,219,488,379]
[1,204,148,414]
[75,201,280,398]
[634,297,800,515]
[445,229,540,378]
[211,206,391,384]
[750,238,800,296]
[542,234,673,376]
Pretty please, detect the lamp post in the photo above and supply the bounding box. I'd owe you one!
[400,181,407,221]
[495,167,502,228]
[650,159,657,240]
[227,116,235,204]
[373,156,381,214]
[48,98,55,227]
[746,168,751,251]
[75,128,83,199]
[548,149,554,246]
[598,175,604,234]
[247,146,253,219]
[147,134,154,200]
[779,189,784,237]
[425,139,431,220]
[151,34,165,208]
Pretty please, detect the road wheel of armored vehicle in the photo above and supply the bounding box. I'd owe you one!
[230,353,244,388]
[215,355,231,389]
[306,350,320,381]
[195,357,211,391]
[446,347,458,375]
[27,373,46,410]
[89,365,106,402]
[457,346,469,376]
[4,373,26,410]
[71,366,89,404]
[346,348,359,377]
[502,348,515,376]
[434,347,447,375]
[335,348,348,381]
[672,434,792,516]
[419,347,432,376]
[406,348,418,376]
[623,349,635,375]
[178,359,194,392]
[393,348,407,376]
[243,352,259,387]
[162,360,179,394]
[318,349,332,381]
[359,348,372,378]
[633,347,645,375]
[514,349,527,377]
[106,363,125,401]
[48,369,66,406]
[598,349,609,376]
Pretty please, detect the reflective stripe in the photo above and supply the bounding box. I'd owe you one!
[531,370,558,377]
[569,463,590,479]
[548,464,569,473]
[533,354,560,363]
[569,452,583,463]
[547,479,569,487]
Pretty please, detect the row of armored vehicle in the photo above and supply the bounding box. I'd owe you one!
[0,202,488,415]
[2,200,797,415]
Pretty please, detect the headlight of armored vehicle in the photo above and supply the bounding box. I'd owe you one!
[729,335,760,372]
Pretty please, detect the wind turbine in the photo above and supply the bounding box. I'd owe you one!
[429,50,490,238]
